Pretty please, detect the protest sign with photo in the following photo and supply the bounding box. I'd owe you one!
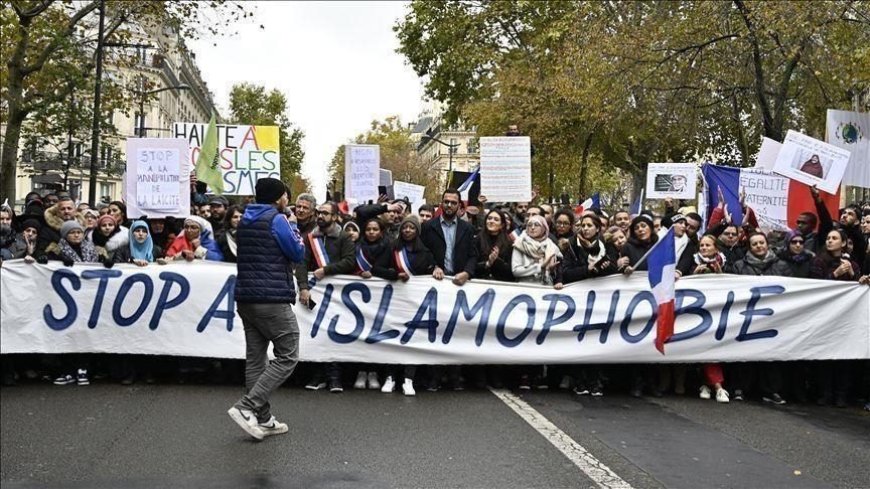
[173,123,280,195]
[645,163,697,199]
[772,130,851,193]
[480,136,532,202]
[124,138,190,218]
[345,144,380,206]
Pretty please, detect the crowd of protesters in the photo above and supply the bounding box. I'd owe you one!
[1,181,869,411]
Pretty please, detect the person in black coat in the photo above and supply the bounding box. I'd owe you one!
[561,214,618,283]
[392,215,436,278]
[421,188,478,286]
[357,218,396,281]
[473,209,515,282]
[618,214,658,274]
[777,230,814,278]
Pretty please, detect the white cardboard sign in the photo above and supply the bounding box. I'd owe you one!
[480,136,532,202]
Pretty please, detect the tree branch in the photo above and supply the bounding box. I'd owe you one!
[21,0,99,75]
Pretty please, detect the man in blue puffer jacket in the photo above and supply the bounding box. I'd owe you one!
[228,178,305,441]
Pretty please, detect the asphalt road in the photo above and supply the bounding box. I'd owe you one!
[2,383,868,489]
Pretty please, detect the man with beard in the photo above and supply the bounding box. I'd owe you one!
[838,205,866,267]
[34,196,82,259]
[296,201,355,393]
[208,196,230,238]
[421,188,478,391]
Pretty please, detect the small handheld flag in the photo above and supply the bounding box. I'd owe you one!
[647,227,677,354]
[194,113,224,195]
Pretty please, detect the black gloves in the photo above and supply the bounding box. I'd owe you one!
[103,258,114,269]
[62,257,74,267]
[36,255,49,265]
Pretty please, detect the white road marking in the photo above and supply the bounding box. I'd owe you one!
[489,388,634,489]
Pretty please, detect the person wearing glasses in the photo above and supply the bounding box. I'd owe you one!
[296,201,356,393]
[421,188,478,391]
[777,230,814,279]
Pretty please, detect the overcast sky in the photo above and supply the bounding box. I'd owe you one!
[189,1,424,199]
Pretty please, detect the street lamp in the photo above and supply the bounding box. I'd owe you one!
[420,129,460,191]
[137,84,190,137]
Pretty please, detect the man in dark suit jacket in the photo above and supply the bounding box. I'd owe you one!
[421,188,478,286]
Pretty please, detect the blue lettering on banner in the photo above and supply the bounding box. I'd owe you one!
[150,272,190,330]
[196,276,236,332]
[538,294,575,345]
[112,274,154,326]
[365,284,400,344]
[575,291,619,344]
[81,269,123,328]
[311,283,335,338]
[443,289,495,346]
[329,282,369,344]
[736,286,784,341]
[619,292,656,343]
[401,287,439,344]
[43,268,81,331]
[715,291,735,341]
[33,266,798,353]
[496,295,536,348]
[670,289,712,342]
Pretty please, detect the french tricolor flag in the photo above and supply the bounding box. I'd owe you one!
[575,193,600,215]
[647,227,676,355]
[702,164,839,231]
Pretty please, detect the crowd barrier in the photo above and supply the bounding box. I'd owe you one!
[1,260,868,364]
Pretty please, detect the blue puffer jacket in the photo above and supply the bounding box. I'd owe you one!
[235,204,305,304]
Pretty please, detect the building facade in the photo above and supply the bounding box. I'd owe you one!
[12,22,216,207]
[411,101,479,188]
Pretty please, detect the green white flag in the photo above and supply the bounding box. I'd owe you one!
[194,113,224,195]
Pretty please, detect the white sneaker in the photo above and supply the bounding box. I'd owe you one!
[367,371,381,390]
[227,406,264,441]
[258,416,289,437]
[76,369,89,386]
[716,388,730,403]
[381,376,395,393]
[353,371,367,389]
[699,385,712,400]
[402,378,416,396]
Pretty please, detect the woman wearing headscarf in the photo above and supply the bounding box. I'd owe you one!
[112,220,158,266]
[164,216,223,261]
[511,215,563,287]
[82,209,99,242]
[511,214,562,389]
[342,221,360,244]
[777,230,814,278]
[799,154,824,179]
[382,216,435,396]
[810,229,860,407]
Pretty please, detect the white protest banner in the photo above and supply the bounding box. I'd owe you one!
[773,130,851,193]
[173,122,280,195]
[345,144,380,206]
[480,136,532,202]
[646,163,697,199]
[826,109,869,188]
[125,138,189,218]
[393,181,425,210]
[754,137,782,171]
[2,261,868,363]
